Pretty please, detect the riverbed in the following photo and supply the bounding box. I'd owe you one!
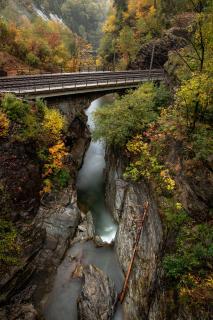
[43,95,124,320]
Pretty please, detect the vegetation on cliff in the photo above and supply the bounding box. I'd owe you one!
[0,94,69,192]
[0,94,70,269]
[94,0,213,317]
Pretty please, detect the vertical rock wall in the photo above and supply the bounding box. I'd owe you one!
[105,148,163,320]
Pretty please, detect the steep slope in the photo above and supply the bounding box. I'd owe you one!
[0,0,111,49]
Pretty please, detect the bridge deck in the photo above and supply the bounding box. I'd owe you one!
[0,70,165,98]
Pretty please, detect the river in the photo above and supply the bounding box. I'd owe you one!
[43,95,124,320]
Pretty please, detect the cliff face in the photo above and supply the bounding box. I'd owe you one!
[106,148,163,320]
[105,144,213,320]
[130,27,190,70]
[0,98,90,319]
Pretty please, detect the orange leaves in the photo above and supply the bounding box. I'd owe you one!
[42,141,68,193]
[48,141,68,169]
[42,142,68,176]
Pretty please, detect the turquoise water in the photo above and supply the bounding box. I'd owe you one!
[77,95,118,243]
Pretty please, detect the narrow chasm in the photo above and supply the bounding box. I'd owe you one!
[43,95,124,320]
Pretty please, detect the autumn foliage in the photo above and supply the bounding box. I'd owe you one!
[0,94,70,194]
[0,17,94,73]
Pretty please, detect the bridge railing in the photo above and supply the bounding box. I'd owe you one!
[1,66,127,78]
[0,70,165,95]
[0,66,166,78]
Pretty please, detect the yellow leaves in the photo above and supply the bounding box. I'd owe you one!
[102,14,117,33]
[42,107,66,143]
[175,73,213,129]
[42,179,53,194]
[179,275,213,307]
[125,135,176,193]
[126,135,147,154]
[128,0,152,18]
[0,111,9,137]
[175,202,183,210]
[160,170,176,191]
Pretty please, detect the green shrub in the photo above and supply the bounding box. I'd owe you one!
[17,113,39,141]
[1,94,30,122]
[163,223,213,283]
[0,219,20,269]
[93,83,170,146]
[153,83,171,112]
[26,52,40,67]
[54,168,71,189]
[192,125,213,160]
[35,98,46,119]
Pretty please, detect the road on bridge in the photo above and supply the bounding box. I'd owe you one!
[0,69,165,98]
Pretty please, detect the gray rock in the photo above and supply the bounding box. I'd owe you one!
[86,211,95,239]
[78,265,116,320]
[106,148,163,320]
[94,235,112,247]
[8,304,38,320]
[35,186,80,265]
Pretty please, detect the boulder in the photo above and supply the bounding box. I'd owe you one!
[78,265,116,320]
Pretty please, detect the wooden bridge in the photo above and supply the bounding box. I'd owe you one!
[0,69,165,99]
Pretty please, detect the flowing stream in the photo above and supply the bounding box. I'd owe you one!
[43,95,124,320]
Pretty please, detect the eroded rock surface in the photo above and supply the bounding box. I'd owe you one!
[105,144,213,320]
[0,99,91,319]
[130,27,190,69]
[78,265,116,320]
[1,304,38,320]
[106,149,163,319]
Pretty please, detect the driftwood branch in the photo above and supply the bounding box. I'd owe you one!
[119,201,149,304]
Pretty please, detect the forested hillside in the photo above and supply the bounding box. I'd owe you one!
[0,0,110,74]
[0,0,110,49]
[99,0,212,70]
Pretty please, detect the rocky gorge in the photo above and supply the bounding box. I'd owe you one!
[0,94,125,320]
[0,95,90,319]
[0,91,212,320]
[105,141,213,320]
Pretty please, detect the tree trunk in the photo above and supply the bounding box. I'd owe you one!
[149,43,156,80]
